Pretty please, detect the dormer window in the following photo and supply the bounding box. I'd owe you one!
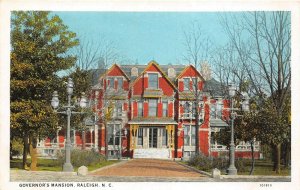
[131,67,138,77]
[184,78,190,91]
[117,77,123,90]
[108,78,114,89]
[168,68,176,78]
[148,73,158,89]
[192,78,197,91]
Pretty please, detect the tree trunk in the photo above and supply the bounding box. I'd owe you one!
[10,140,13,160]
[274,143,281,174]
[249,141,255,175]
[283,141,290,168]
[22,134,29,170]
[29,137,38,171]
[272,144,277,171]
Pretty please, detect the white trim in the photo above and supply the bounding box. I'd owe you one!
[147,71,160,89]
[199,128,210,131]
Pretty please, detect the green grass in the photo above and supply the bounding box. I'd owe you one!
[87,160,119,171]
[10,158,119,172]
[182,159,290,176]
[237,160,290,176]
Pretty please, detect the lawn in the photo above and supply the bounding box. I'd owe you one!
[10,158,119,172]
[237,159,290,176]
[182,159,290,176]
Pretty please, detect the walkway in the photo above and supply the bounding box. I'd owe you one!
[90,159,205,178]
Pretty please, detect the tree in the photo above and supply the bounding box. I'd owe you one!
[253,94,291,173]
[68,37,122,152]
[183,22,212,155]
[210,42,250,96]
[10,11,79,169]
[219,11,291,173]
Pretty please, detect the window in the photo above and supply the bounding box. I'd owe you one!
[162,128,168,146]
[184,102,190,115]
[184,78,190,91]
[192,102,196,118]
[216,100,223,118]
[108,78,114,89]
[184,126,190,146]
[162,101,168,117]
[148,73,158,89]
[184,125,196,146]
[149,99,157,117]
[117,78,123,90]
[184,151,195,157]
[137,128,143,145]
[210,104,216,119]
[107,124,121,145]
[115,102,122,117]
[138,101,143,117]
[192,78,197,91]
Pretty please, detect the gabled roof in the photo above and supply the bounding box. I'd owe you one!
[130,60,177,89]
[176,64,205,82]
[120,64,186,83]
[99,64,130,81]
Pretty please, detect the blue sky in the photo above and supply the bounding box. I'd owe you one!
[54,12,228,65]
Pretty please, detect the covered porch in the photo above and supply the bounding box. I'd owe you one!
[128,118,177,159]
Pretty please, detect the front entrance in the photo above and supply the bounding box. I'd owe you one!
[149,128,158,148]
[130,125,175,159]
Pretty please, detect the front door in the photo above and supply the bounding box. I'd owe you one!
[149,128,158,148]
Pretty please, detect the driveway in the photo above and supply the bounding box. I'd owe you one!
[90,159,207,179]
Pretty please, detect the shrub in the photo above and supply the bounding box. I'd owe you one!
[56,149,106,167]
[235,158,247,172]
[187,154,247,173]
[11,138,23,158]
[188,154,213,171]
[212,156,229,171]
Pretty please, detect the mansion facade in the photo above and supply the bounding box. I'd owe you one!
[38,61,260,159]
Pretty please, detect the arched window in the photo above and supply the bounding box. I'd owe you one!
[131,67,138,76]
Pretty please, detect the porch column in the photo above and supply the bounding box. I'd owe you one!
[130,124,139,150]
[166,125,175,158]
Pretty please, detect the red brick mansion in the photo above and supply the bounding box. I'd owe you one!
[38,61,260,159]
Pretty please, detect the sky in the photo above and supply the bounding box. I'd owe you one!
[54,12,229,65]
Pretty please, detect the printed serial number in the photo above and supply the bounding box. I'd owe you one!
[260,184,272,187]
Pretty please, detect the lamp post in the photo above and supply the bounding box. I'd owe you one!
[51,78,87,172]
[226,83,250,175]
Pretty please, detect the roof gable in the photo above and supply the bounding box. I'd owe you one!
[130,60,176,89]
[100,64,130,81]
[176,65,205,81]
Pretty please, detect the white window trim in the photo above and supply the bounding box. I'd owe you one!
[182,77,201,91]
[117,77,123,90]
[183,124,196,147]
[147,72,160,89]
[107,77,115,89]
[148,99,158,117]
[183,77,190,91]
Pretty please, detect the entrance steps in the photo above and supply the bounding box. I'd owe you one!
[133,148,170,159]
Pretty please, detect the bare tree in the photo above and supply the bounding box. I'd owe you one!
[219,11,291,173]
[183,22,212,155]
